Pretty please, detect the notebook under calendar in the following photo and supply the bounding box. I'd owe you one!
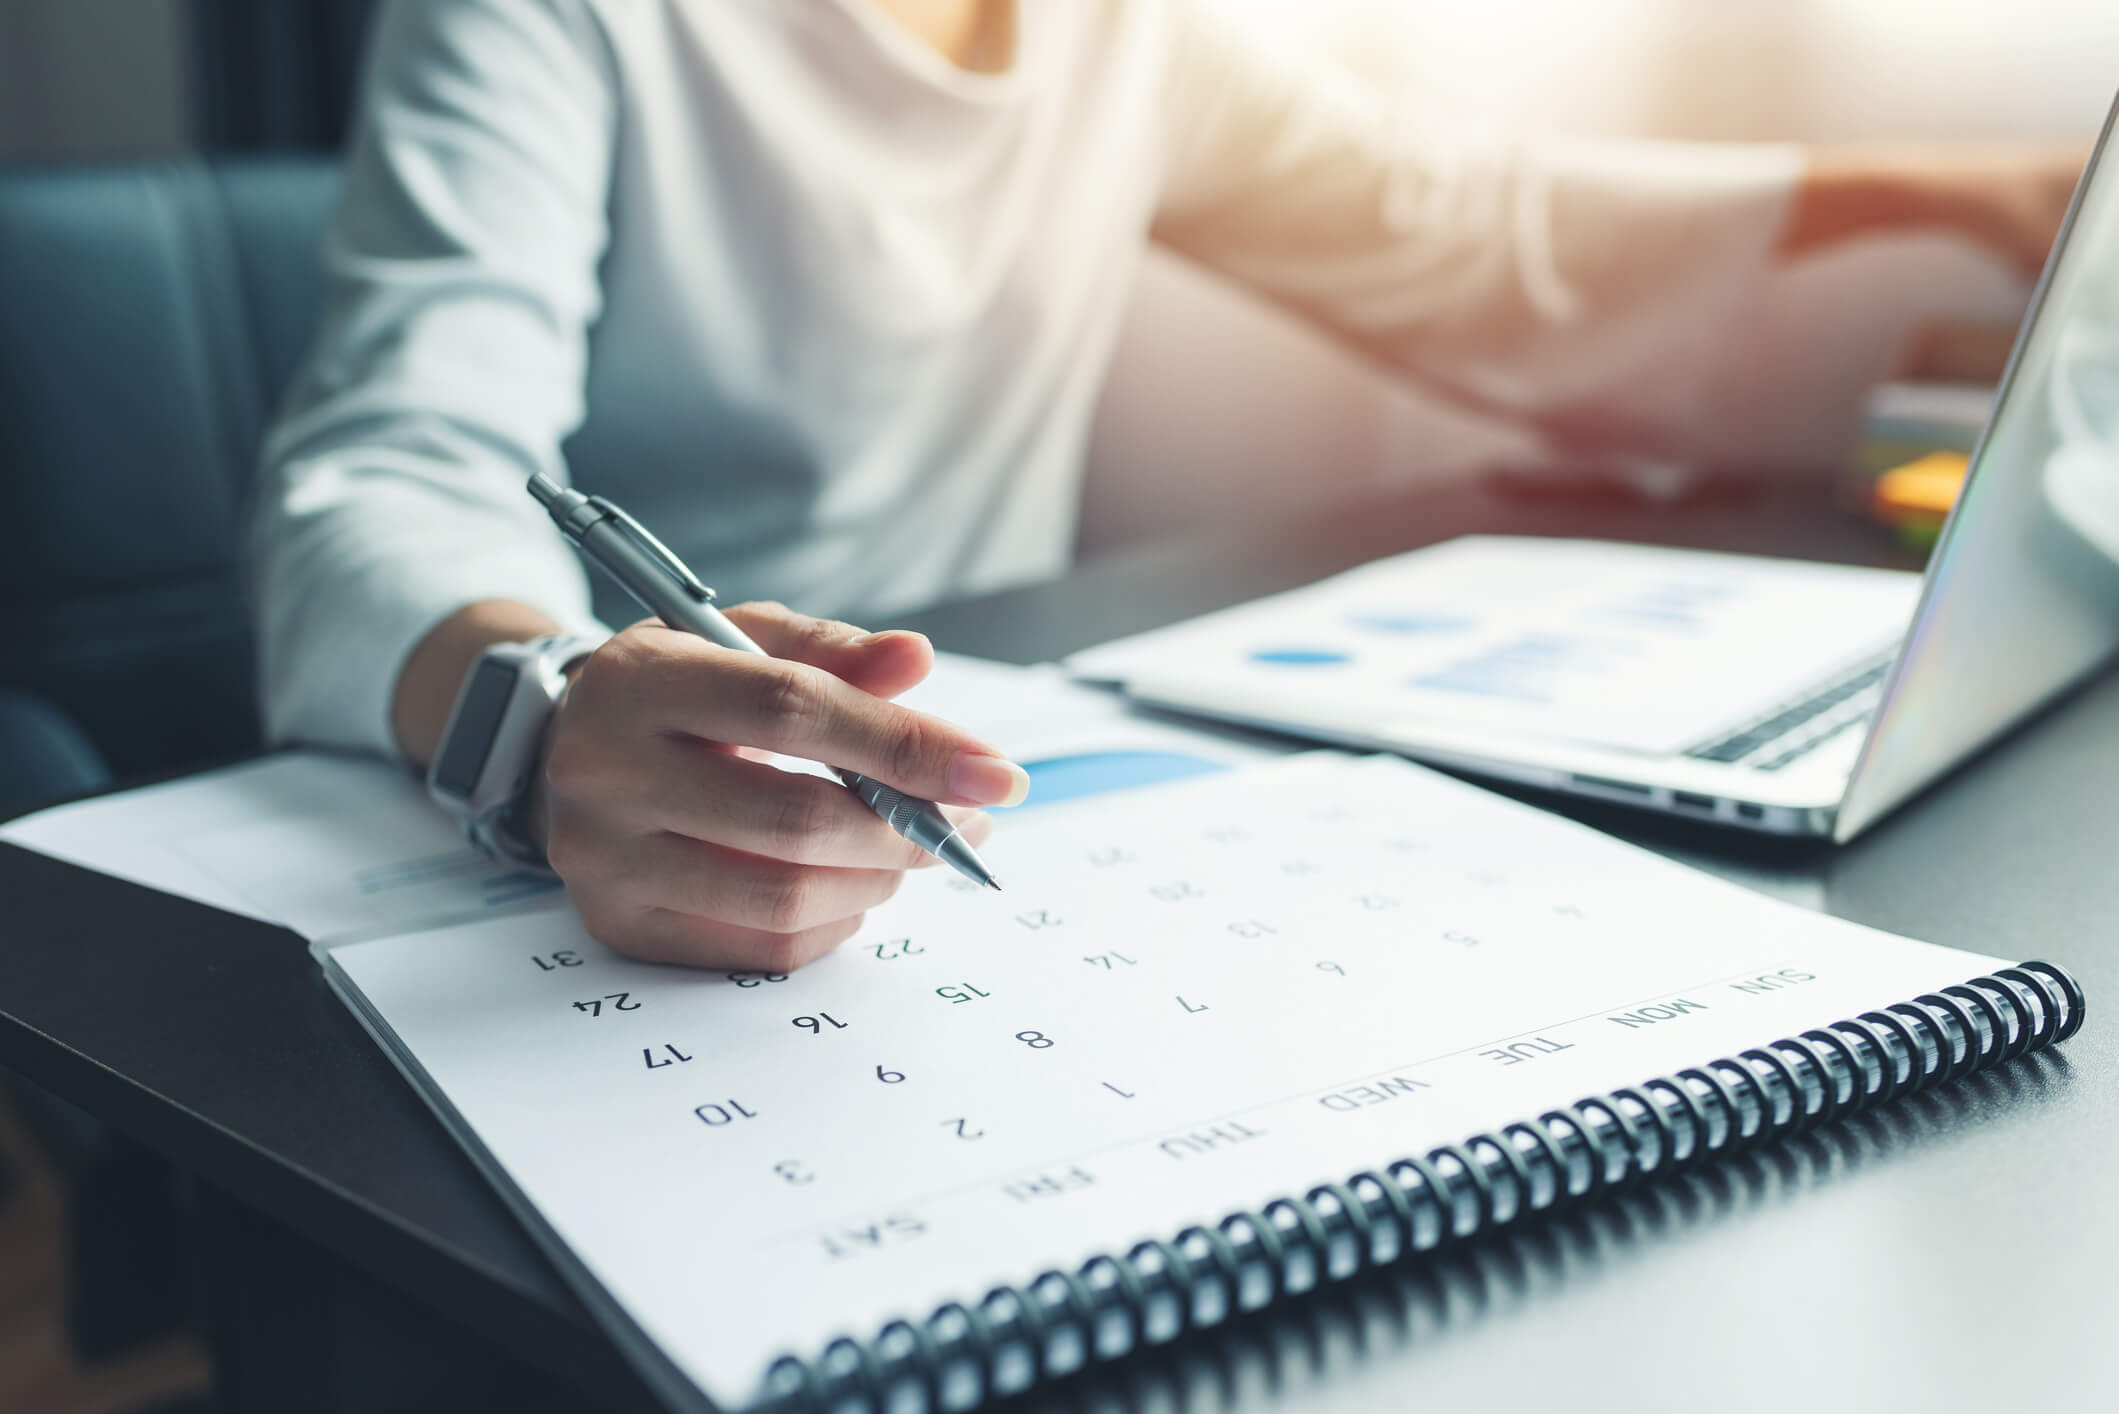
[306,751,2082,1413]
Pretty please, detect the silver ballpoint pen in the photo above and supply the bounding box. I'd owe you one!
[527,474,1002,891]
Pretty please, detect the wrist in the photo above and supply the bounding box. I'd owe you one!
[393,601,572,766]
[427,633,601,871]
[1784,142,2084,276]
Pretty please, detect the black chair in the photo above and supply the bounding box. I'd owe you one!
[0,156,340,1376]
[0,157,340,814]
[0,152,675,1412]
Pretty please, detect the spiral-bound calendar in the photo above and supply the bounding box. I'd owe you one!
[311,751,2084,1413]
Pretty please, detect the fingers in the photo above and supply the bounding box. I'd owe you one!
[721,601,935,700]
[545,612,1014,976]
[562,723,995,870]
[652,739,936,868]
[622,831,907,932]
[561,800,991,970]
[585,905,868,973]
[590,627,1028,808]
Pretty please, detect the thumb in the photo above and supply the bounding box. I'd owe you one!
[720,601,934,699]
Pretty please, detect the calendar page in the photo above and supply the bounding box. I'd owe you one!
[321,753,2006,1409]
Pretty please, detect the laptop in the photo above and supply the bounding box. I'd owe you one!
[1071,98,2119,843]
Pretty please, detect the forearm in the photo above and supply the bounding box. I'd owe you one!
[1781,148,1932,256]
[391,600,567,766]
[251,0,619,757]
[1153,8,1803,445]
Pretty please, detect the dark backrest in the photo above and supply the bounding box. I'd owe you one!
[0,158,339,778]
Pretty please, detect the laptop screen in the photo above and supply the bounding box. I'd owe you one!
[1838,94,2119,839]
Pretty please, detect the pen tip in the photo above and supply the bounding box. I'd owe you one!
[986,877,1003,892]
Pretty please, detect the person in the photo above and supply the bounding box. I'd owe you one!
[250,0,2083,973]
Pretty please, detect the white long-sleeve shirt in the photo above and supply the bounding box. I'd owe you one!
[251,0,1800,756]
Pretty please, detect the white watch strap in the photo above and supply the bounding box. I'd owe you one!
[431,632,603,872]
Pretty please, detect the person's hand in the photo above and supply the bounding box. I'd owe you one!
[534,603,1024,971]
[1784,142,2090,278]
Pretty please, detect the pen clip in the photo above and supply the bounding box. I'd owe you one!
[589,497,716,602]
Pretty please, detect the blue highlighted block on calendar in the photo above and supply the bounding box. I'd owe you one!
[1012,750,1227,808]
[1248,647,1351,667]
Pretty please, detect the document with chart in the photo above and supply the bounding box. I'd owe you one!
[313,752,2081,1413]
[1068,537,1922,757]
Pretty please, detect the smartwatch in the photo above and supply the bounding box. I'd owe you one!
[427,633,602,870]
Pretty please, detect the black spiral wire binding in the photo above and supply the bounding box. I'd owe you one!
[757,962,2083,1414]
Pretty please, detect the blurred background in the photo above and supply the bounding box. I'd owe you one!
[1,3,2116,1412]
[4,0,2116,555]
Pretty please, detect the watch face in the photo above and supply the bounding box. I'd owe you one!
[433,656,518,798]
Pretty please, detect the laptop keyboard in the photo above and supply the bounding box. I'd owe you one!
[1685,654,1895,772]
